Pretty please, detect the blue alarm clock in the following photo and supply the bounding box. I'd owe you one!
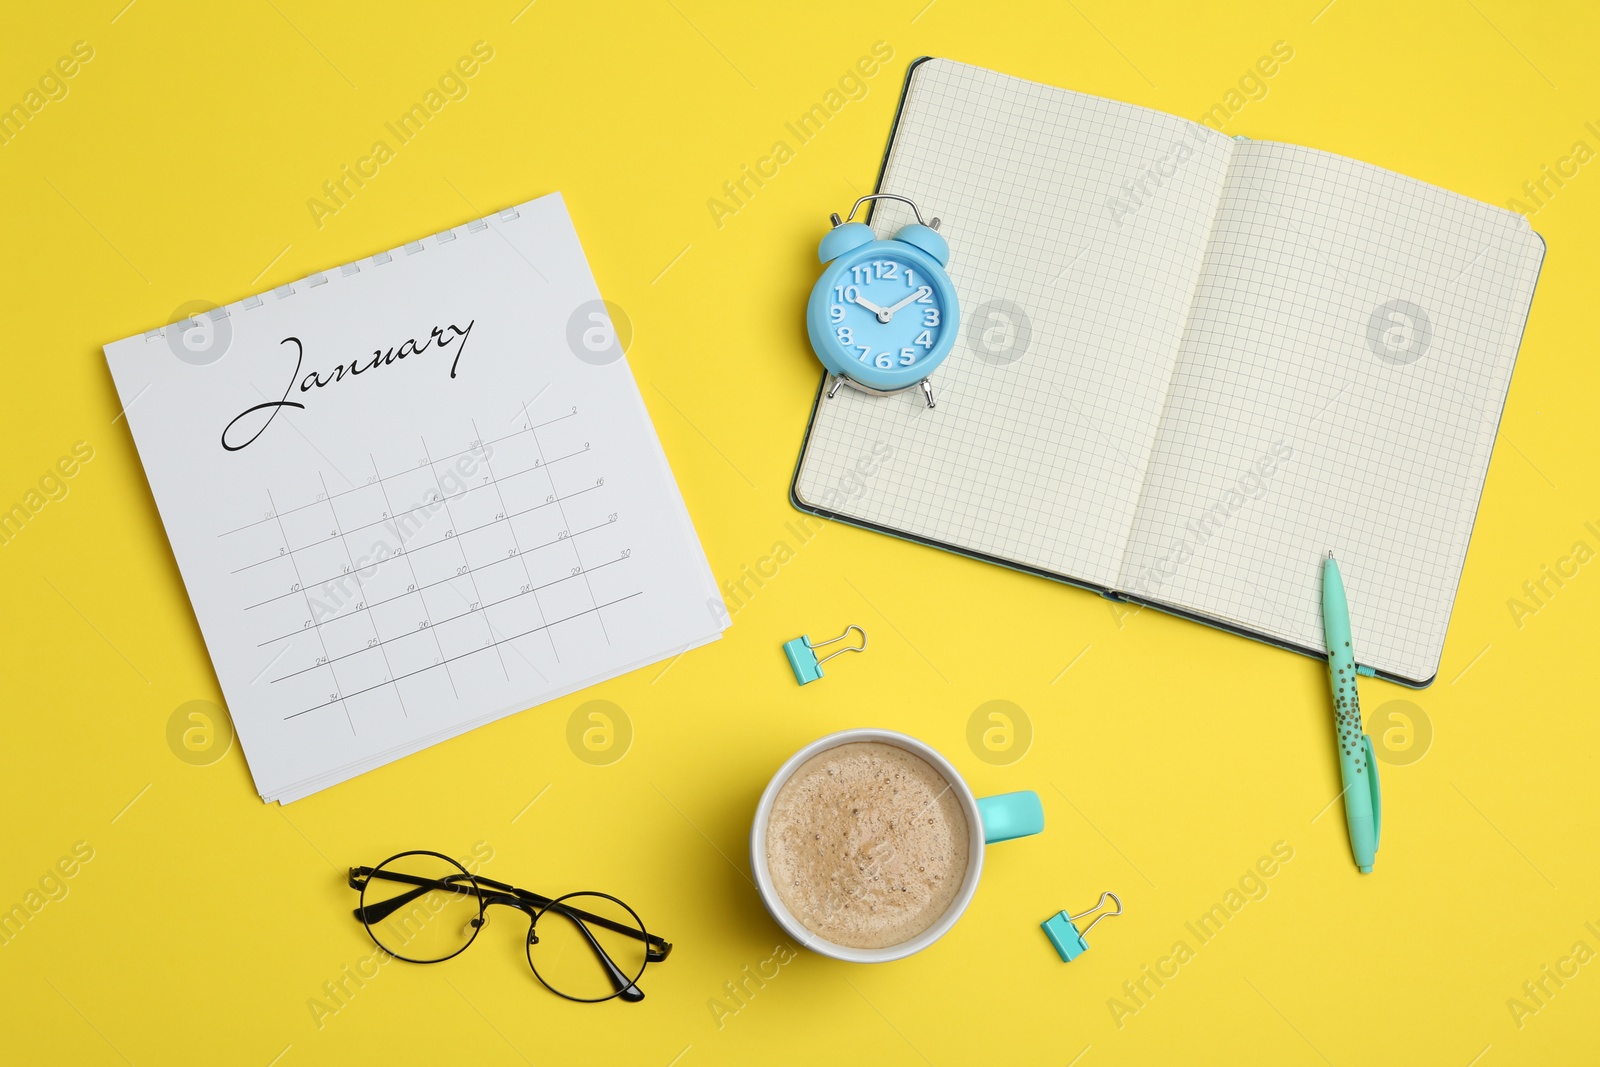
[806,194,958,409]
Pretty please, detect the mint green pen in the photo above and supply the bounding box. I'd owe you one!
[1323,552,1380,873]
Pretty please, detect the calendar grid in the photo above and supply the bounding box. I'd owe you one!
[215,413,577,539]
[243,483,602,615]
[319,469,409,716]
[420,434,511,681]
[230,446,591,574]
[525,399,610,644]
[224,404,640,726]
[268,557,628,684]
[367,451,459,697]
[473,416,561,663]
[281,593,642,720]
[266,487,356,734]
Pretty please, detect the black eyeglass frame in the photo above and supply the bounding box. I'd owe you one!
[348,849,672,1003]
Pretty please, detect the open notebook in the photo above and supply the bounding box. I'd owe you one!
[792,59,1544,686]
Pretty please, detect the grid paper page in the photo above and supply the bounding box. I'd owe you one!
[103,193,726,801]
[795,59,1233,589]
[1119,141,1543,683]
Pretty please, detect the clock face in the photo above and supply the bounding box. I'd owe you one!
[824,252,947,376]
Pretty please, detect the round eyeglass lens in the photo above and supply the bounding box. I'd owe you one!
[360,851,483,963]
[527,892,650,1002]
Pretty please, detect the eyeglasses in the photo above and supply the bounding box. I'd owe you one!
[347,850,671,1003]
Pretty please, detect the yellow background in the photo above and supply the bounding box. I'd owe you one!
[2,1,1596,1063]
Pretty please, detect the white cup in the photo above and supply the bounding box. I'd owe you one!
[749,727,1043,963]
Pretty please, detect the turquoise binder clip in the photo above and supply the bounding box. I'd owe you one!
[1042,891,1122,962]
[783,624,867,685]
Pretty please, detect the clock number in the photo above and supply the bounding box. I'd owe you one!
[829,305,845,324]
[899,347,917,366]
[875,352,894,369]
[851,264,872,285]
[923,308,941,327]
[916,330,933,348]
[915,285,933,304]
[842,285,860,303]
[905,269,917,288]
[836,326,853,345]
[856,344,872,360]
[875,260,899,279]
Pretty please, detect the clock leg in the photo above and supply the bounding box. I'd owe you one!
[826,375,845,399]
[920,379,936,409]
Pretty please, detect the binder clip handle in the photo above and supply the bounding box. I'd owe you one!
[782,624,867,686]
[1041,891,1122,962]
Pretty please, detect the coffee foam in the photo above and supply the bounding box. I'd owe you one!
[765,741,969,950]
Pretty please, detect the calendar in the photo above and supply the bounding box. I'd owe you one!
[105,194,725,801]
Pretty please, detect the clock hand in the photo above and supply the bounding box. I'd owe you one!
[851,295,892,323]
[881,286,930,320]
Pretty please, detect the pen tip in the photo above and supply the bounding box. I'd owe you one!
[1326,550,1334,560]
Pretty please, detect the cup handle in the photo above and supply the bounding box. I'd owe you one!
[975,791,1044,844]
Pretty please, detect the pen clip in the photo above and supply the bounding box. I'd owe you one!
[1362,733,1381,849]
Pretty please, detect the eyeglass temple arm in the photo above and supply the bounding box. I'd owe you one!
[348,868,477,925]
[352,880,539,929]
[542,900,645,1002]
[473,873,671,958]
[348,867,672,962]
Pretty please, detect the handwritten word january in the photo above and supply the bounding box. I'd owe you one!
[221,321,475,451]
